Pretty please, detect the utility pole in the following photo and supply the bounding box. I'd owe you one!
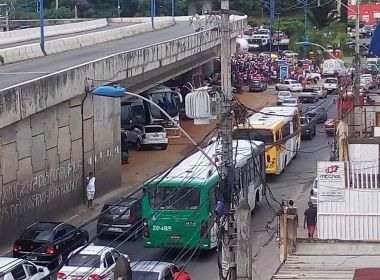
[269,0,275,81]
[219,0,235,278]
[353,0,360,105]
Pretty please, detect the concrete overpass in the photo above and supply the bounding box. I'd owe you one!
[0,16,247,243]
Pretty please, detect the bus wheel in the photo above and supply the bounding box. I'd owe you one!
[136,139,142,150]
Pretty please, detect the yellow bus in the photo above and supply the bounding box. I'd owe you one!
[233,106,301,175]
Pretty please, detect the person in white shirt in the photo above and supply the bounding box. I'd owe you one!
[86,172,96,208]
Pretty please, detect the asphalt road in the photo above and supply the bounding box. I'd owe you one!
[0,22,134,49]
[80,91,336,280]
[0,22,194,90]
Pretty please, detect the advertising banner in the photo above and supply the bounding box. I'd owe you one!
[317,161,345,202]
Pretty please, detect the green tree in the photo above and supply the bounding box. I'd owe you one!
[308,4,339,30]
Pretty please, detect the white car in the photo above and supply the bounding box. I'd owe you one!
[131,261,181,280]
[312,86,327,98]
[323,77,338,94]
[275,79,303,92]
[0,257,50,280]
[125,124,168,150]
[310,178,318,206]
[276,91,293,105]
[360,74,375,89]
[57,245,130,280]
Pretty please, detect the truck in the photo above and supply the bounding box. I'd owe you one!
[322,59,346,77]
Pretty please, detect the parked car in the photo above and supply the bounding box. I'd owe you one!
[301,116,316,140]
[0,257,50,280]
[57,245,130,280]
[275,79,303,92]
[323,77,338,94]
[298,88,319,103]
[97,197,142,240]
[310,178,318,206]
[121,130,129,164]
[131,261,183,280]
[305,106,328,123]
[312,86,327,99]
[249,79,267,92]
[126,124,168,150]
[276,91,293,105]
[13,222,89,269]
[360,74,375,89]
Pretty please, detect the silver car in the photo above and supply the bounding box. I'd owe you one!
[126,124,168,150]
[310,178,318,206]
[131,261,181,280]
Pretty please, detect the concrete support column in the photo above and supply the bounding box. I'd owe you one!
[202,0,212,14]
[188,0,197,16]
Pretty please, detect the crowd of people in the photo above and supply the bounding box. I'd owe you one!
[230,54,273,86]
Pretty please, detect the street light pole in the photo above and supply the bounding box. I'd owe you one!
[276,12,280,53]
[353,0,360,105]
[151,0,155,29]
[39,0,46,55]
[171,0,174,17]
[117,0,121,17]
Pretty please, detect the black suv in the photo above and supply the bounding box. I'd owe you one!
[97,197,142,240]
[13,222,89,269]
[301,116,316,140]
[249,80,267,92]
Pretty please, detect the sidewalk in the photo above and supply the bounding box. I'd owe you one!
[0,90,276,255]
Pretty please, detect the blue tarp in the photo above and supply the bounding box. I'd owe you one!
[369,22,380,56]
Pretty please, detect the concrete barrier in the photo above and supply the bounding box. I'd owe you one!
[0,18,108,45]
[0,18,175,65]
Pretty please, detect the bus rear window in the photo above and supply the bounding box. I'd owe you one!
[232,129,274,143]
[148,187,200,210]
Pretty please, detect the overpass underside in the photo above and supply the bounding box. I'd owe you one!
[126,46,218,93]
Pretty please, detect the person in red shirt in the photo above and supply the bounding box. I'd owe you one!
[174,267,191,280]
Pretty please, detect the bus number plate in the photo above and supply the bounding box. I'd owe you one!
[152,225,172,231]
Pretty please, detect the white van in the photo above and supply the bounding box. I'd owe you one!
[322,59,346,77]
[367,57,380,66]
[251,34,270,46]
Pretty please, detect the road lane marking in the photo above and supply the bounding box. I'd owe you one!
[65,214,79,222]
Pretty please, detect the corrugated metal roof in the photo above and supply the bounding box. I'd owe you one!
[273,243,380,280]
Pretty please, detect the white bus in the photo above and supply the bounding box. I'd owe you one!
[233,106,301,175]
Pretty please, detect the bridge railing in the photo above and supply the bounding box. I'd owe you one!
[0,16,247,129]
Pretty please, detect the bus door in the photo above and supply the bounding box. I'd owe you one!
[281,121,292,166]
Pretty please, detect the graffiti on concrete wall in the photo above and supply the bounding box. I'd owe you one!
[1,160,82,221]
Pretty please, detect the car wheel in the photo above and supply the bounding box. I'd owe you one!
[135,139,142,150]
[275,86,279,91]
[161,144,168,150]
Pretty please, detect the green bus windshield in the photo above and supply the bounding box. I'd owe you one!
[147,186,200,210]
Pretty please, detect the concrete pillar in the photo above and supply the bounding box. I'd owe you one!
[188,0,197,16]
[202,0,212,14]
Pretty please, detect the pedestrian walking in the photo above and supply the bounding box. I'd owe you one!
[86,172,96,208]
[286,200,299,227]
[304,201,317,240]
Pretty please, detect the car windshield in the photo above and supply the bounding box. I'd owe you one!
[132,271,159,280]
[232,129,274,143]
[325,78,337,83]
[102,205,131,216]
[20,229,54,242]
[145,126,165,133]
[148,187,200,210]
[302,88,314,92]
[67,254,101,268]
[279,92,290,97]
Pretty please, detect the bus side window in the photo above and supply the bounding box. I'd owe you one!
[275,130,281,141]
[208,185,217,213]
[282,122,291,138]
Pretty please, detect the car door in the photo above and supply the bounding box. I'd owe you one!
[103,252,116,280]
[64,224,82,250]
[23,262,44,280]
[284,81,290,90]
[162,267,173,280]
[54,227,69,256]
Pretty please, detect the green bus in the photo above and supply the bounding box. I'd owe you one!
[141,139,266,250]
